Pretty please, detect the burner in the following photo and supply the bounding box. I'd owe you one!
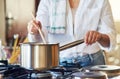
[48,66,80,79]
[3,66,29,79]
[36,72,52,79]
[0,65,30,79]
[0,60,8,66]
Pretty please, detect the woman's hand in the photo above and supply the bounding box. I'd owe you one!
[84,30,110,47]
[85,31,102,45]
[27,20,42,35]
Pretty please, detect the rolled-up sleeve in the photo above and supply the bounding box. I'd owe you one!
[98,0,116,51]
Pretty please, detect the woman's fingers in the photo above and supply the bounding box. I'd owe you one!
[27,20,42,34]
[33,20,42,29]
[85,31,101,45]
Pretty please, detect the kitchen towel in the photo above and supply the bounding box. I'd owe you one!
[48,0,67,34]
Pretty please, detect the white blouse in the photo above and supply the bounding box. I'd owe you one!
[28,0,116,58]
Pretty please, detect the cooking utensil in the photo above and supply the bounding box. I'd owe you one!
[82,65,120,78]
[72,71,107,79]
[31,13,47,44]
[20,39,84,70]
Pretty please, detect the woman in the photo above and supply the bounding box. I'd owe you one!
[27,0,116,67]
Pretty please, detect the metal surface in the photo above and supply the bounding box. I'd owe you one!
[20,39,84,70]
[60,39,84,51]
[83,65,120,78]
[36,72,52,79]
[20,43,59,70]
[72,72,107,79]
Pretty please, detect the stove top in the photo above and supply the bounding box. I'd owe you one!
[0,65,29,79]
[1,60,120,79]
[0,64,81,79]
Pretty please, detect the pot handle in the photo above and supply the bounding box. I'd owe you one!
[60,39,84,51]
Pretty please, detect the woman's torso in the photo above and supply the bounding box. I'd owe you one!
[46,0,104,58]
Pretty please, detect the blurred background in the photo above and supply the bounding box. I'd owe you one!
[0,0,40,46]
[0,0,120,65]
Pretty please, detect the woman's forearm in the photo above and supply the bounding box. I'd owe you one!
[98,34,110,47]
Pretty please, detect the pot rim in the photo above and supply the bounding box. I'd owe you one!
[20,42,59,46]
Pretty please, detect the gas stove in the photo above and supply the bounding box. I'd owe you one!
[0,64,81,79]
[0,60,83,79]
[1,60,120,79]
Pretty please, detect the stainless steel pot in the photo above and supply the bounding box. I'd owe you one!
[20,39,84,70]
